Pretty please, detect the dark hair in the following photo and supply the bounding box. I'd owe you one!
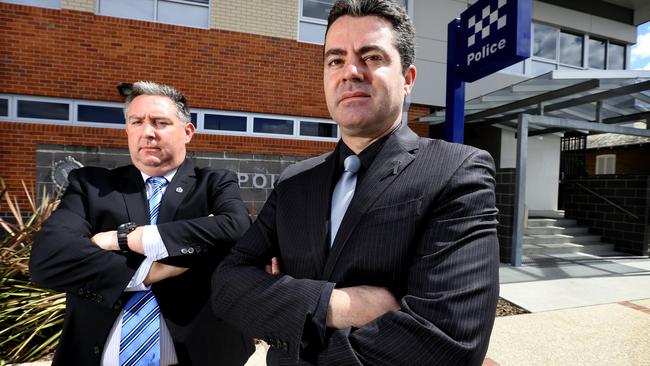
[325,0,415,73]
[124,81,191,124]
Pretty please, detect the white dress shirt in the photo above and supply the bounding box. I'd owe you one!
[101,169,178,366]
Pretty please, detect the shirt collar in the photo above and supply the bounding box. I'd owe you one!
[140,167,178,185]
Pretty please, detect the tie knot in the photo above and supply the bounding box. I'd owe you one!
[343,155,361,174]
[147,176,168,189]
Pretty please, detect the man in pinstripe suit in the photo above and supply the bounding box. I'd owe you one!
[212,1,500,364]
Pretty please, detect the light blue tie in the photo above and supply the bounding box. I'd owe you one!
[330,155,361,247]
[119,176,167,366]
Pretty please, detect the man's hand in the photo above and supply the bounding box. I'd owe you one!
[326,285,400,329]
[91,230,118,251]
[90,226,145,254]
[264,257,281,275]
[144,262,189,285]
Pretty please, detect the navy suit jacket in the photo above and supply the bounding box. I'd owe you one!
[31,159,254,365]
[211,125,500,365]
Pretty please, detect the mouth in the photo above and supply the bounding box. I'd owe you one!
[339,91,370,103]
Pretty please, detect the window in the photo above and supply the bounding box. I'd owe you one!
[533,23,558,61]
[589,38,606,70]
[298,0,407,43]
[0,0,60,9]
[608,43,625,70]
[300,120,337,138]
[205,114,247,132]
[2,95,338,141]
[253,117,294,135]
[527,23,628,76]
[17,100,69,121]
[98,0,209,28]
[78,105,125,124]
[559,31,583,67]
[0,98,8,117]
[595,154,616,175]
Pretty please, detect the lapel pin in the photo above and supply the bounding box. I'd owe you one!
[175,187,183,193]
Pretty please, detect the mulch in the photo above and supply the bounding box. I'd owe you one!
[496,297,530,317]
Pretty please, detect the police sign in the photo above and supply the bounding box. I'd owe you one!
[458,0,530,82]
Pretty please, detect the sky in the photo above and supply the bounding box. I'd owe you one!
[631,21,650,70]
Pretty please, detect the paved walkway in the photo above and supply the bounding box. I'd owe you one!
[486,253,650,366]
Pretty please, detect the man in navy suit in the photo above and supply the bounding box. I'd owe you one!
[31,81,254,365]
[211,0,500,364]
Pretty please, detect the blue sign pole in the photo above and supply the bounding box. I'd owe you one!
[444,19,466,144]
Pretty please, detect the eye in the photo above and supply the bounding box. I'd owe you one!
[363,54,383,63]
[129,120,142,126]
[327,58,343,67]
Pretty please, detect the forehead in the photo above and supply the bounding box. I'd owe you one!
[325,15,396,51]
[127,95,176,116]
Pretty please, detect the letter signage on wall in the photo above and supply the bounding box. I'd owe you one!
[458,0,530,82]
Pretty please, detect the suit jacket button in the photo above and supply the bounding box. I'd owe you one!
[96,295,103,303]
[78,288,85,296]
[180,248,188,254]
[187,247,195,254]
[113,300,122,310]
[93,346,100,355]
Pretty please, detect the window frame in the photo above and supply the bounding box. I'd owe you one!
[595,154,616,175]
[96,0,211,29]
[0,94,339,142]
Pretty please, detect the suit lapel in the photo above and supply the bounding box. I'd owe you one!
[323,125,420,280]
[301,153,335,277]
[158,159,196,224]
[120,166,149,225]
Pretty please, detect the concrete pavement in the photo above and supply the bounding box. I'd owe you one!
[486,253,650,366]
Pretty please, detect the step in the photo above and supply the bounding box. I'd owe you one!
[528,209,565,219]
[523,234,601,245]
[523,242,584,256]
[526,218,577,228]
[577,242,616,255]
[525,226,589,236]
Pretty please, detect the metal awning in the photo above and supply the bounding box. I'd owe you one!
[420,70,650,138]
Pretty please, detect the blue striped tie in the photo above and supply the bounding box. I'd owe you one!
[119,176,167,366]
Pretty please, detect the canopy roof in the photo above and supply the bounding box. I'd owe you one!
[420,70,650,137]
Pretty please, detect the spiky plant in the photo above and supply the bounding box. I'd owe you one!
[0,180,63,363]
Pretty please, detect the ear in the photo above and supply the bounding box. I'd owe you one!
[403,64,416,96]
[184,122,196,144]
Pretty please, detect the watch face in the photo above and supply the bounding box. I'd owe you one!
[52,156,83,190]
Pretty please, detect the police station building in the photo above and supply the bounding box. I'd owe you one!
[1,0,649,262]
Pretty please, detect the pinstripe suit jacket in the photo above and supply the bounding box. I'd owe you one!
[211,124,500,365]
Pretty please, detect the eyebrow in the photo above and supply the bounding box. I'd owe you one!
[324,44,389,59]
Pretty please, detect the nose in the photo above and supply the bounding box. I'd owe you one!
[142,120,156,138]
[342,59,364,82]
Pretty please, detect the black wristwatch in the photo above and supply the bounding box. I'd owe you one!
[117,222,137,253]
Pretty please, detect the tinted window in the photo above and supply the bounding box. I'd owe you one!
[253,117,293,135]
[608,43,625,70]
[302,0,335,20]
[300,121,337,138]
[0,99,7,117]
[205,114,247,131]
[191,112,197,125]
[533,24,557,60]
[588,38,606,70]
[78,105,125,124]
[17,100,69,120]
[559,31,583,67]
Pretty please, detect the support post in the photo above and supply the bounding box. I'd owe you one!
[444,18,465,143]
[511,114,528,266]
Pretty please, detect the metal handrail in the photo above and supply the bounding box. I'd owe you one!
[574,182,639,220]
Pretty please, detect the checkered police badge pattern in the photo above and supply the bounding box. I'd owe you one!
[467,0,507,47]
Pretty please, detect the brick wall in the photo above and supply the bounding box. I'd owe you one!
[0,3,328,117]
[564,175,649,256]
[586,145,650,175]
[213,0,298,39]
[495,168,516,263]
